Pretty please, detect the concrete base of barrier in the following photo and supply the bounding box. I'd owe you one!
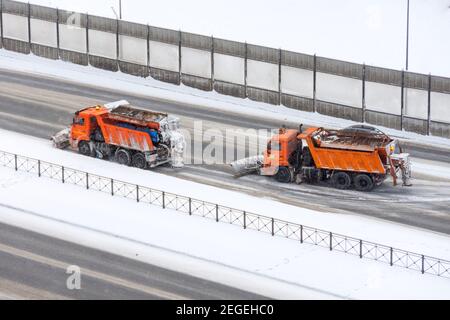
[150,67,179,85]
[214,81,245,98]
[282,94,314,112]
[182,74,212,91]
[403,117,428,136]
[2,38,30,54]
[88,55,119,72]
[119,61,149,78]
[247,87,279,105]
[59,49,88,66]
[365,110,401,130]
[31,44,58,60]
[430,121,450,139]
[316,100,362,122]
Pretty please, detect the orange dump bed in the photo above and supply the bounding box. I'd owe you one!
[300,127,389,174]
[310,147,386,174]
[102,123,154,152]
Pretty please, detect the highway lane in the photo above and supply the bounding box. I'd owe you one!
[0,222,265,300]
[1,68,450,234]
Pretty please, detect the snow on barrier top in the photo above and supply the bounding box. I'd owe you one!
[0,148,449,280]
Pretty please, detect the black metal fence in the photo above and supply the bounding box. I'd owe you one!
[0,0,450,138]
[1,149,449,279]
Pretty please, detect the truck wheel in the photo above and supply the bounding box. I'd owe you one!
[132,153,147,169]
[275,167,292,183]
[78,141,91,156]
[332,171,351,190]
[116,149,131,166]
[354,174,374,192]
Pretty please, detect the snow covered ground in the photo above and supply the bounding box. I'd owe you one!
[1,162,450,299]
[1,128,449,262]
[21,0,450,77]
[1,49,450,151]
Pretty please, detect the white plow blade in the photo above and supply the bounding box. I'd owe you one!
[51,128,70,149]
[230,155,264,175]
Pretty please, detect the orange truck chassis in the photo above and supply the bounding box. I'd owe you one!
[52,100,186,169]
[231,125,412,192]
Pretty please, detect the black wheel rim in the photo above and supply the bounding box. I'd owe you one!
[118,152,129,165]
[133,156,146,168]
[80,143,90,155]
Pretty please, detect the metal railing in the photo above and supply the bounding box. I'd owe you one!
[1,149,449,279]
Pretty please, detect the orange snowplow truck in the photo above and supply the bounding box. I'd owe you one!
[51,101,185,169]
[231,125,412,192]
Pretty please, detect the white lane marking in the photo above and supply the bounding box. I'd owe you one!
[0,243,189,300]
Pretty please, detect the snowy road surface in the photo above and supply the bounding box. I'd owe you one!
[0,60,449,234]
[0,222,265,300]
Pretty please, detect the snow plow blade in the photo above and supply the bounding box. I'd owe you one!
[230,155,264,177]
[51,128,70,149]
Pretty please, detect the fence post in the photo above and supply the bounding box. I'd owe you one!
[359,239,363,258]
[147,24,150,75]
[111,178,114,196]
[178,30,182,85]
[136,185,139,202]
[116,18,120,69]
[271,218,275,236]
[243,211,246,229]
[215,204,219,222]
[244,42,248,98]
[27,2,31,48]
[278,48,282,105]
[86,13,89,64]
[0,0,3,48]
[62,166,65,183]
[362,63,366,123]
[300,225,303,243]
[162,191,165,209]
[427,73,432,136]
[56,8,60,58]
[329,232,333,251]
[400,70,405,131]
[86,172,89,189]
[390,247,393,266]
[14,154,17,171]
[421,255,425,274]
[38,160,41,177]
[188,198,192,215]
[211,35,214,91]
[313,54,317,113]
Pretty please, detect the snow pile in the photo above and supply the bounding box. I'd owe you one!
[1,164,450,299]
[1,128,449,261]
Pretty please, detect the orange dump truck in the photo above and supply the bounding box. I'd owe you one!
[52,101,185,169]
[231,125,411,191]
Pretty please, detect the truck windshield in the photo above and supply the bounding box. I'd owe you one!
[73,117,84,126]
[271,141,281,151]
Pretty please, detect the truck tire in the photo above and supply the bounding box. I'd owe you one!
[78,141,91,156]
[132,153,147,169]
[275,167,292,183]
[354,174,374,192]
[332,171,351,190]
[116,149,131,166]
